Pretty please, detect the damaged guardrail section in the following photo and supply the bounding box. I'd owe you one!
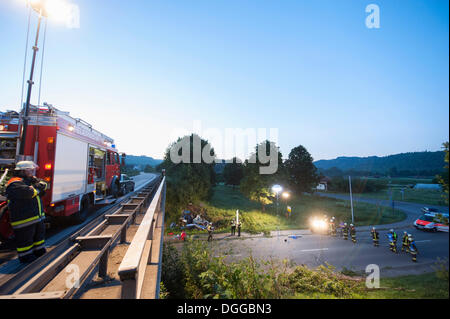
[118,177,166,299]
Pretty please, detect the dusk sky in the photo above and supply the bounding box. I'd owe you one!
[0,0,448,161]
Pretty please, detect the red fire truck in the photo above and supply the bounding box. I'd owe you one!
[0,103,125,242]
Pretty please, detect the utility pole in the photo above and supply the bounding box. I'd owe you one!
[349,176,354,224]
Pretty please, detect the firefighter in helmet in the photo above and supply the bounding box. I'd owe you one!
[401,231,409,253]
[230,219,236,236]
[342,223,349,240]
[207,222,214,242]
[371,227,379,247]
[408,234,418,262]
[388,229,398,253]
[350,224,356,243]
[329,217,336,236]
[5,161,48,263]
[237,220,242,237]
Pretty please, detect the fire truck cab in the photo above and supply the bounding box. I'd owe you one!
[0,103,124,240]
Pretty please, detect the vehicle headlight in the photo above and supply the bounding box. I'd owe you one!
[311,219,327,230]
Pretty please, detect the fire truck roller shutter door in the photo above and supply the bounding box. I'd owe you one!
[52,133,88,203]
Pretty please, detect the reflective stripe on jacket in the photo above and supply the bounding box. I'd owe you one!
[5,177,46,229]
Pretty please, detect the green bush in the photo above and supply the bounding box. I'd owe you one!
[162,240,364,299]
[161,243,186,299]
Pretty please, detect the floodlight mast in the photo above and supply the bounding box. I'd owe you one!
[18,2,46,157]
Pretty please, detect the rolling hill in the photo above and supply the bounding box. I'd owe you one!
[314,151,446,175]
[125,155,163,168]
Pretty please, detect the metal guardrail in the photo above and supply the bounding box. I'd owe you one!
[0,176,162,299]
[118,177,166,299]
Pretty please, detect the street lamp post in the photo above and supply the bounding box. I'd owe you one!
[282,192,290,217]
[272,184,282,237]
[349,176,354,224]
[272,185,282,216]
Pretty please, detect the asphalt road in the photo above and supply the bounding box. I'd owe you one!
[212,228,448,277]
[210,194,449,277]
[317,192,449,229]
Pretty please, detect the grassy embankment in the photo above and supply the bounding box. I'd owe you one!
[175,185,406,235]
[161,241,449,299]
[329,177,447,206]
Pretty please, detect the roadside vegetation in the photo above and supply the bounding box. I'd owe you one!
[161,241,449,299]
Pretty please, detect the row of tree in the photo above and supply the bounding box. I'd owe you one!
[224,141,319,210]
[157,135,320,219]
[158,134,449,221]
[319,166,445,178]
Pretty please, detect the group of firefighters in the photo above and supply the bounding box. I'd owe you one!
[327,216,419,262]
[2,161,48,264]
[230,219,242,237]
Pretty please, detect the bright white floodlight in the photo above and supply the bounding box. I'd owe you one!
[26,0,78,27]
[272,184,282,194]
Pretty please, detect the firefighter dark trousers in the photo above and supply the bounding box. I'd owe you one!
[411,250,417,262]
[402,243,409,253]
[351,234,356,243]
[372,238,379,247]
[390,242,397,253]
[231,226,236,236]
[14,221,46,263]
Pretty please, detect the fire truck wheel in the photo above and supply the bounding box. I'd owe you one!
[110,178,120,198]
[72,197,92,224]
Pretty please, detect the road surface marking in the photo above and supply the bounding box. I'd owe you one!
[300,248,329,252]
[415,240,431,243]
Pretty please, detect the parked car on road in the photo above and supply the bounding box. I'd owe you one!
[421,207,440,214]
[414,212,449,232]
[120,174,135,195]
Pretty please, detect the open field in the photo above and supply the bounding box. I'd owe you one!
[176,185,406,235]
[330,188,447,207]
[329,177,447,206]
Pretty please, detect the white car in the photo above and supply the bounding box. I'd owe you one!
[414,213,449,232]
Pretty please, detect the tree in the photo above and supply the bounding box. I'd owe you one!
[223,157,244,187]
[284,145,319,194]
[437,142,449,204]
[158,134,217,223]
[240,141,287,211]
[144,165,155,173]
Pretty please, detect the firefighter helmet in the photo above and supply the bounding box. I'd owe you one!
[15,161,39,171]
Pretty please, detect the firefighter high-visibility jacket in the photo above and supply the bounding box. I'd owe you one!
[402,235,409,245]
[5,177,46,229]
